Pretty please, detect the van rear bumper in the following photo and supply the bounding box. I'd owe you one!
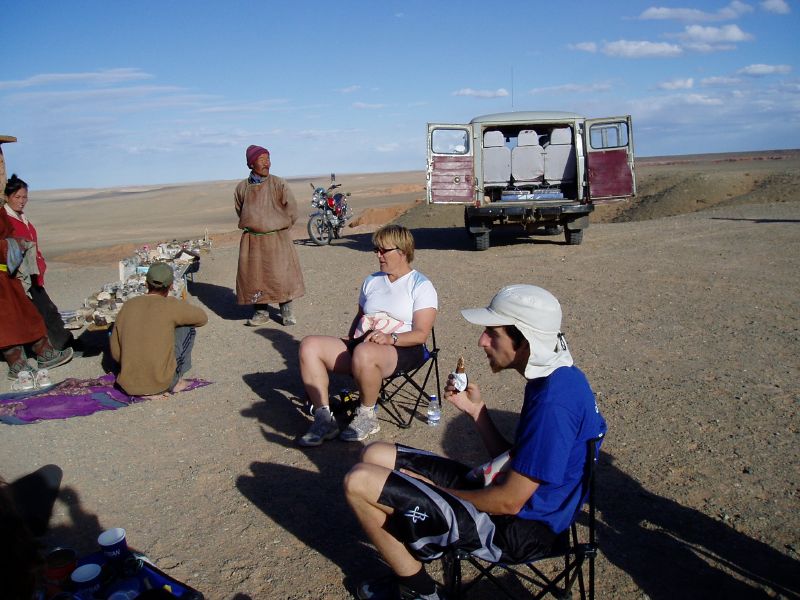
[466,202,593,234]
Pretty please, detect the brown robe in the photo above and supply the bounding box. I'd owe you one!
[0,211,47,349]
[234,174,305,305]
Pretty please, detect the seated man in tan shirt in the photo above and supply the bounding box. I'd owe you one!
[110,262,208,396]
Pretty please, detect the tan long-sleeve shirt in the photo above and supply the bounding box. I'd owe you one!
[110,294,207,395]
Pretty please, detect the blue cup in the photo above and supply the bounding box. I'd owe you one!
[70,563,102,596]
[98,527,128,562]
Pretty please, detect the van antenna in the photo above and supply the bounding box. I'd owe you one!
[511,66,515,110]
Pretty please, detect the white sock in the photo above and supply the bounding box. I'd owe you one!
[356,404,375,416]
[317,405,333,420]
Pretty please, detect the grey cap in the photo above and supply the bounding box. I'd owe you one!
[146,262,174,288]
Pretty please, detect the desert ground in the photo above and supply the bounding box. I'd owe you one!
[2,150,799,599]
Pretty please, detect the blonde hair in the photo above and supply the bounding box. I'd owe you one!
[372,224,415,263]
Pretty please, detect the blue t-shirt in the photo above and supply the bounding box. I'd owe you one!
[510,365,607,534]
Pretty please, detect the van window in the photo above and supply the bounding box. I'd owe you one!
[431,128,470,155]
[589,122,629,149]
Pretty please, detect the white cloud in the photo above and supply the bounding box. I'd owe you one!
[638,1,753,22]
[196,99,291,113]
[375,143,400,152]
[452,88,509,98]
[679,24,753,43]
[683,93,724,105]
[338,85,361,94]
[0,68,152,90]
[296,128,360,140]
[737,63,792,76]
[686,42,739,52]
[602,40,683,58]
[352,102,386,109]
[569,42,597,53]
[778,80,800,93]
[7,85,187,106]
[761,0,790,14]
[700,76,742,86]
[528,83,612,95]
[657,78,694,90]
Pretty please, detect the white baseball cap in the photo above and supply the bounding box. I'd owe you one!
[461,284,573,379]
[461,284,562,333]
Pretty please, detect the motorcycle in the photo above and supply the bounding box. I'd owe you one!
[307,175,352,246]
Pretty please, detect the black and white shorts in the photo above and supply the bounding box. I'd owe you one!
[377,445,558,564]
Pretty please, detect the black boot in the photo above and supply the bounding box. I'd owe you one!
[280,301,297,326]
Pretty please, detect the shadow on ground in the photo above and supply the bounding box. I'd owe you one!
[301,226,567,254]
[235,327,384,584]
[189,281,251,321]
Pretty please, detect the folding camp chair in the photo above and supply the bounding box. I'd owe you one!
[377,328,442,428]
[442,435,604,600]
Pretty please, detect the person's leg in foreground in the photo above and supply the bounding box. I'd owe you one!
[345,442,442,599]
[338,339,402,443]
[297,335,352,446]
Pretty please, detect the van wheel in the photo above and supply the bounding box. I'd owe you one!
[565,228,583,245]
[474,231,490,251]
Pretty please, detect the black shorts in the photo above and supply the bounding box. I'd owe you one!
[345,336,426,374]
[377,445,558,564]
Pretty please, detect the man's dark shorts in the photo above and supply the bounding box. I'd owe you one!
[377,445,558,564]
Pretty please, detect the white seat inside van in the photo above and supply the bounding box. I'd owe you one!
[543,127,576,185]
[483,130,511,187]
[511,129,544,186]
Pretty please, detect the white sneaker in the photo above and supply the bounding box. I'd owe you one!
[35,369,53,388]
[340,407,380,442]
[298,409,340,447]
[12,370,36,391]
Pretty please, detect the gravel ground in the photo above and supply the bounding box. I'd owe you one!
[1,153,798,599]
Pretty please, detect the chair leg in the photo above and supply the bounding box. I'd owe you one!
[378,367,435,428]
[442,552,462,600]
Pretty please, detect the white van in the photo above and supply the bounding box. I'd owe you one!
[427,111,635,249]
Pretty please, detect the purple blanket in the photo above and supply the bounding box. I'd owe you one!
[0,374,212,425]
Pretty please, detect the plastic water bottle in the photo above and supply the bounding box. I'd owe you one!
[426,395,441,426]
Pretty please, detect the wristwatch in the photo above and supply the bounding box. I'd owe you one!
[391,333,399,345]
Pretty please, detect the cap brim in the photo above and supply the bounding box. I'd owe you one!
[460,307,516,327]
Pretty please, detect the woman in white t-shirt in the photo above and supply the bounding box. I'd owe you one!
[298,225,438,446]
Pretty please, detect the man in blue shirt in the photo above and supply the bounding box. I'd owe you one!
[344,284,607,600]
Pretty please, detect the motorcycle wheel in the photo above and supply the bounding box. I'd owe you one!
[307,215,332,246]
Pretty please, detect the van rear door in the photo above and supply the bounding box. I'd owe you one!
[427,124,473,204]
[585,116,636,200]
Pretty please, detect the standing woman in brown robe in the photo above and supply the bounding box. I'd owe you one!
[234,145,305,327]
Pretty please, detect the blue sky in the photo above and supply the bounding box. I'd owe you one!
[1,0,797,189]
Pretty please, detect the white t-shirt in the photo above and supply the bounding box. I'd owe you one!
[358,270,438,333]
